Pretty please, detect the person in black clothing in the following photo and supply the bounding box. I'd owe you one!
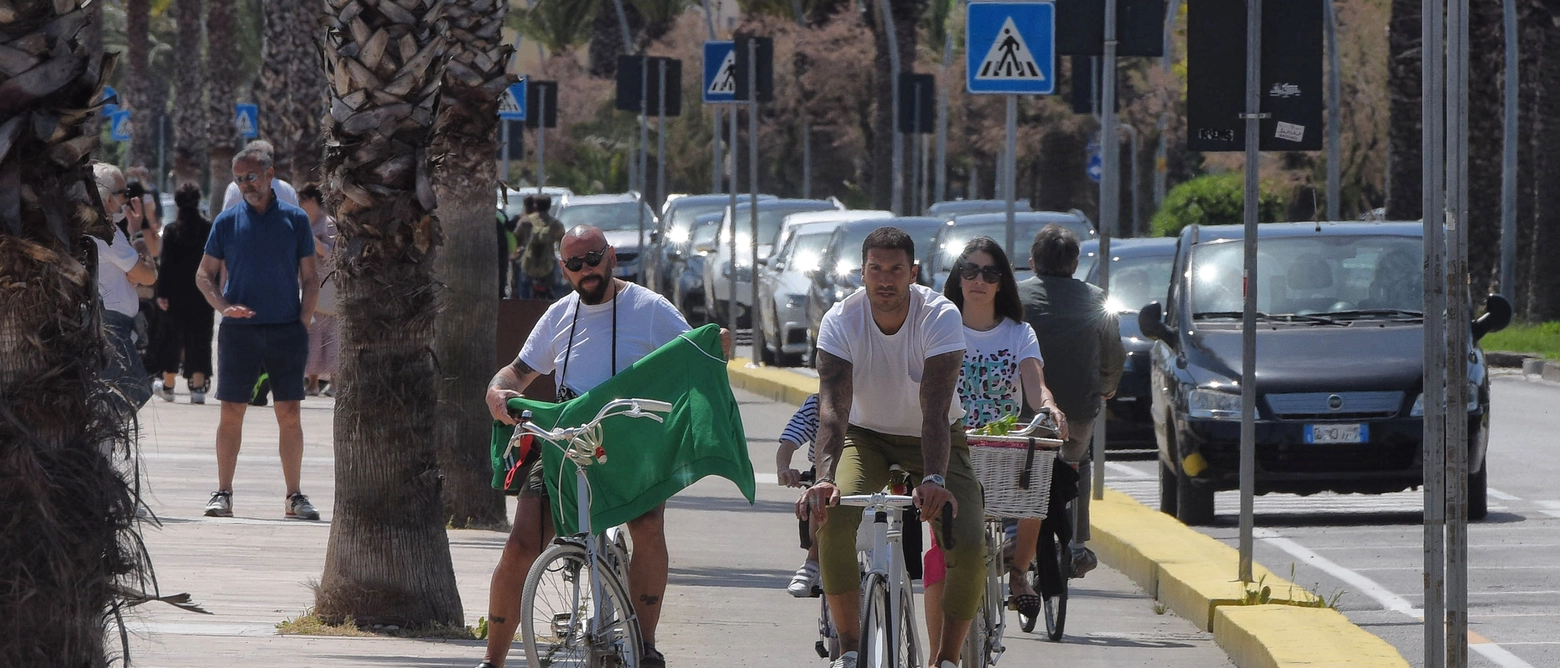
[151,184,217,404]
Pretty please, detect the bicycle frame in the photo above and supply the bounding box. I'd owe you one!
[838,492,918,668]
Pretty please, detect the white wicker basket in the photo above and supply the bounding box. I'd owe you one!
[967,435,1059,520]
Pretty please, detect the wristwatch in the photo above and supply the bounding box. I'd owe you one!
[922,474,946,488]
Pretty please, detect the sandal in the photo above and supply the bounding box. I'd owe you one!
[1010,593,1042,619]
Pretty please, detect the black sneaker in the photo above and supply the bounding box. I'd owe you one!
[642,643,666,668]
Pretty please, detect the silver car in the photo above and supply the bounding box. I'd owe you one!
[925,211,1097,292]
[555,192,659,283]
[756,221,844,366]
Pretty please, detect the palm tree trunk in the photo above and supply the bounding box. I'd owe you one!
[173,0,205,188]
[1528,11,1560,320]
[1384,0,1421,220]
[290,3,330,185]
[206,0,239,209]
[431,0,514,529]
[1467,0,1505,299]
[315,0,463,628]
[0,2,150,663]
[128,0,157,170]
[259,0,301,181]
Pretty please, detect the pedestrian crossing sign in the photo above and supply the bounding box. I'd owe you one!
[966,2,1056,95]
[500,80,527,120]
[110,109,132,142]
[234,103,259,139]
[703,41,736,103]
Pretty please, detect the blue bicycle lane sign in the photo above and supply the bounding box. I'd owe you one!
[966,2,1056,95]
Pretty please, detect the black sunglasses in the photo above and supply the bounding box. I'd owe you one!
[957,262,1003,284]
[563,247,610,272]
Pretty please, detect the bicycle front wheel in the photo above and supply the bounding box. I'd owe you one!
[1035,529,1069,642]
[858,573,919,668]
[521,541,643,668]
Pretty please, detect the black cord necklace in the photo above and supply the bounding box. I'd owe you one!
[558,279,618,401]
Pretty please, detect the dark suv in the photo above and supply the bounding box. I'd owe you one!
[1137,222,1511,524]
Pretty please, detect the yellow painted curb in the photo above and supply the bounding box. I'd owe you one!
[1214,605,1411,668]
[727,358,818,406]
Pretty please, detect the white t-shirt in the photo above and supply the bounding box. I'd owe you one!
[519,282,692,397]
[958,319,1043,429]
[222,178,299,213]
[816,284,967,437]
[94,226,141,317]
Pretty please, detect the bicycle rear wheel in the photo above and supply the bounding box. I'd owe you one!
[1035,526,1070,642]
[858,573,919,668]
[521,541,643,668]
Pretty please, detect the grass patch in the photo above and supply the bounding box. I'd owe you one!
[1482,321,1560,360]
[276,610,479,640]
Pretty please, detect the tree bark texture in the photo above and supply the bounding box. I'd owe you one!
[1527,12,1560,320]
[259,0,331,184]
[127,0,157,169]
[315,0,464,628]
[1466,0,1505,300]
[206,0,239,209]
[431,0,513,530]
[0,2,151,664]
[1385,0,1421,220]
[173,0,205,188]
[1512,0,1544,314]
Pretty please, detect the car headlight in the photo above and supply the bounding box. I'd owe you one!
[785,294,807,309]
[1409,383,1479,416]
[1187,388,1242,420]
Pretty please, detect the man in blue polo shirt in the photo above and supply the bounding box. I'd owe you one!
[194,146,322,520]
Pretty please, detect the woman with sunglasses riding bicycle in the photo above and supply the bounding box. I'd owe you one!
[923,236,1069,651]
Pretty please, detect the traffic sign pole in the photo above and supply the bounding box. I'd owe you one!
[501,120,511,186]
[749,37,762,365]
[1446,0,1471,663]
[1238,0,1262,586]
[1422,0,1447,660]
[639,54,650,255]
[878,0,904,215]
[1004,95,1017,260]
[657,58,668,211]
[1095,0,1119,501]
[537,93,547,193]
[728,100,739,337]
[1325,0,1342,221]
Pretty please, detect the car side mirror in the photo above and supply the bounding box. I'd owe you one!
[1472,294,1512,342]
[650,230,661,244]
[1138,301,1177,348]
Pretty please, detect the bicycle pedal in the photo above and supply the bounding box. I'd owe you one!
[810,585,823,598]
[815,640,828,659]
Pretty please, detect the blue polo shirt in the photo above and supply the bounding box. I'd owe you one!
[204,195,315,325]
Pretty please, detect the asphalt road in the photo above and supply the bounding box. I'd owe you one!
[1103,372,1560,668]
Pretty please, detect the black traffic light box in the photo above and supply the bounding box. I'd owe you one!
[614,57,683,116]
[1056,0,1167,57]
[733,34,774,103]
[897,73,936,134]
[526,80,558,128]
[1186,0,1323,152]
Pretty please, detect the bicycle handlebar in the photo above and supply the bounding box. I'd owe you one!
[836,493,956,549]
[506,398,672,466]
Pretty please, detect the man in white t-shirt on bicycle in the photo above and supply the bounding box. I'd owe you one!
[796,226,985,668]
[481,225,732,668]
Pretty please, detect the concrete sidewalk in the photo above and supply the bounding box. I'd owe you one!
[122,385,1231,667]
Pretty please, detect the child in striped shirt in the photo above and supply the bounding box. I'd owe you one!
[777,394,820,597]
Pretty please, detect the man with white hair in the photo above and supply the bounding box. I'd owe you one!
[195,146,321,520]
[93,162,159,413]
[220,139,299,212]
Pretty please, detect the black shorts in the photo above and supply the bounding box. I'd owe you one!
[513,447,549,498]
[216,321,309,404]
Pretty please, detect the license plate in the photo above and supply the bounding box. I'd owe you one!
[1305,423,1368,444]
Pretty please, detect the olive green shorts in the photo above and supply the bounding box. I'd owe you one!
[817,423,987,621]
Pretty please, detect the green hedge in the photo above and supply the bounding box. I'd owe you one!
[1150,173,1287,237]
[1481,321,1560,360]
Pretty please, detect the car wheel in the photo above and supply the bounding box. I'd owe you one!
[1174,432,1215,525]
[1158,459,1178,516]
[1469,458,1488,521]
[758,325,776,365]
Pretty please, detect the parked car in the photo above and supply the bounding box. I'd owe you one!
[701,198,844,326]
[804,216,946,365]
[756,221,841,366]
[644,193,775,298]
[925,198,1033,221]
[670,212,726,323]
[925,211,1097,292]
[555,192,658,283]
[1083,237,1178,448]
[1137,222,1511,525]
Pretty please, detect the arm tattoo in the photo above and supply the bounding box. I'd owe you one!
[510,357,535,377]
[919,350,964,477]
[814,351,854,480]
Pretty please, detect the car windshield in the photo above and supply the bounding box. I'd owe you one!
[934,221,1058,272]
[558,201,657,232]
[730,204,835,246]
[692,217,720,246]
[830,222,941,275]
[668,201,729,235]
[786,232,834,273]
[1099,254,1174,313]
[1190,235,1424,317]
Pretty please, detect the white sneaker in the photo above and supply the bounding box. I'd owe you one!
[155,381,175,403]
[787,560,820,597]
[203,490,233,517]
[829,651,857,668]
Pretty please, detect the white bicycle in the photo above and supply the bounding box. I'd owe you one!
[508,398,672,668]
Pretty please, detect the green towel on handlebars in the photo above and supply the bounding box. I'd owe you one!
[491,323,755,535]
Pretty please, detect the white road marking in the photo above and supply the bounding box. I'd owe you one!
[1535,501,1560,519]
[1487,488,1521,501]
[138,451,337,465]
[1105,461,1155,478]
[1252,527,1537,668]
